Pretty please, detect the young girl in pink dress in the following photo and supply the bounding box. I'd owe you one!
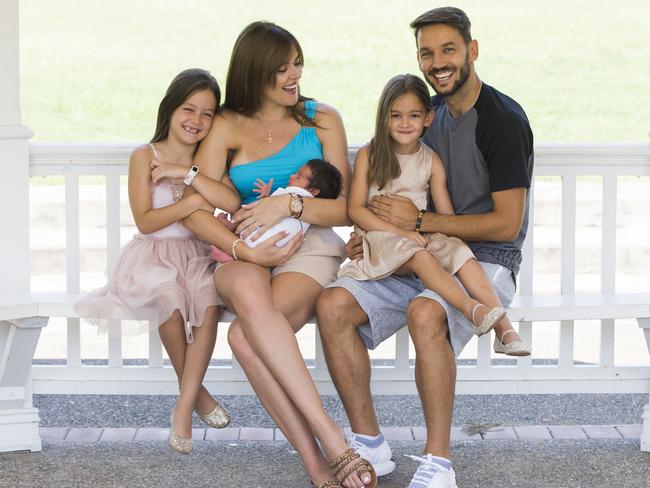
[339,74,530,355]
[76,69,236,454]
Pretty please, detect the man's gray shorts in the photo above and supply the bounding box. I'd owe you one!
[327,262,515,357]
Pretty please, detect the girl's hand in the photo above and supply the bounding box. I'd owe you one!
[237,231,303,267]
[232,194,290,241]
[252,178,274,199]
[150,160,190,185]
[400,230,428,248]
[345,231,364,260]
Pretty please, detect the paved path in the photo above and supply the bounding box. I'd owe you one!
[2,439,648,487]
[1,393,647,487]
[39,423,643,443]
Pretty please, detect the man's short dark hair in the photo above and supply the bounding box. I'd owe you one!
[306,159,342,199]
[410,6,472,44]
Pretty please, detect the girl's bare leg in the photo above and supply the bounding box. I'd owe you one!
[401,251,488,325]
[215,263,369,488]
[158,307,220,438]
[455,259,523,344]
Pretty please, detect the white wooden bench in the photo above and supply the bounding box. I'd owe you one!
[2,291,649,452]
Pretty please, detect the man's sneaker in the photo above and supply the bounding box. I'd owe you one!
[344,429,396,476]
[406,454,458,488]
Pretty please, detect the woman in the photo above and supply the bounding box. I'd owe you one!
[183,21,376,488]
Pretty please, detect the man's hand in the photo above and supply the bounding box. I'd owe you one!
[368,194,419,231]
[345,231,364,260]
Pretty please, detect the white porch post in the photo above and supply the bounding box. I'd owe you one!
[0,0,46,453]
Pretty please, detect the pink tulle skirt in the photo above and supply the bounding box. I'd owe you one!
[76,234,222,343]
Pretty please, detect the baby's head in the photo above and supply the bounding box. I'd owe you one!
[288,159,342,199]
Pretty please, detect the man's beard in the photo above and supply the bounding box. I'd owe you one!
[426,52,470,98]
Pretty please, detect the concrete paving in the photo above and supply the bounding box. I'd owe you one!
[1,393,645,487]
[1,439,648,487]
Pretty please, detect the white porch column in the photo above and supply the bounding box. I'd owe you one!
[0,0,44,453]
[0,0,32,292]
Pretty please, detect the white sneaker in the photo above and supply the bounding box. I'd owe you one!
[344,429,396,476]
[406,454,458,488]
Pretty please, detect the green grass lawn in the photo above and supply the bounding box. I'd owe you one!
[20,0,650,144]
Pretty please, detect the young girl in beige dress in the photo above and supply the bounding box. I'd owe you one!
[339,74,530,355]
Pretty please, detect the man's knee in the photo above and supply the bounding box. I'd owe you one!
[316,287,364,337]
[407,297,449,343]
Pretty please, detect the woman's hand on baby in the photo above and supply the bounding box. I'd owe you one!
[232,194,290,241]
[150,160,190,185]
[252,178,274,199]
[239,231,303,267]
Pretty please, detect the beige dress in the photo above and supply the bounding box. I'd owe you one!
[338,144,474,281]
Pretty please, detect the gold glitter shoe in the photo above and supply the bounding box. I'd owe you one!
[197,399,231,429]
[168,410,192,454]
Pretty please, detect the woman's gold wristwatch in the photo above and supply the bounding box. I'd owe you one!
[289,193,304,218]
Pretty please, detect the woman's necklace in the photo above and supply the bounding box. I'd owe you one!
[255,116,274,144]
[256,110,291,144]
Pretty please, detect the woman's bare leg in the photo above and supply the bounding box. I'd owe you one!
[455,259,522,344]
[215,263,369,488]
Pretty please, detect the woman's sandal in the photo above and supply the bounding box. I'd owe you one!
[493,329,532,356]
[316,481,342,488]
[330,448,377,488]
[471,303,506,336]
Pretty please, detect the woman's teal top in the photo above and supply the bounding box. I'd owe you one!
[229,100,322,205]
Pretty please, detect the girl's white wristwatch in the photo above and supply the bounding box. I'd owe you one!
[184,165,199,185]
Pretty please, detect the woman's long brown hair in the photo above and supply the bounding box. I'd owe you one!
[224,21,315,127]
[368,74,432,189]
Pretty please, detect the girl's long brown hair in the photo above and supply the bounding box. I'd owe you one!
[151,68,220,143]
[368,74,432,189]
[224,21,315,127]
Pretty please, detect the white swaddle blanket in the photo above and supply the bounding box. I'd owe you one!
[244,186,313,248]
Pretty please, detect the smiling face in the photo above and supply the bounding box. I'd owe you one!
[388,92,433,152]
[263,45,303,107]
[168,89,217,145]
[416,23,477,99]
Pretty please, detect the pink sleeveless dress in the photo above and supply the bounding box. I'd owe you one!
[338,144,474,281]
[76,148,221,343]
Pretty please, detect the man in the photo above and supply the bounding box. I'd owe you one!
[316,6,533,488]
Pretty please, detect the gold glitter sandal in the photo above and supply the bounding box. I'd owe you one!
[197,399,231,429]
[330,448,377,488]
[168,410,192,454]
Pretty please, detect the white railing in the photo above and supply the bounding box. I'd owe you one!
[28,143,650,395]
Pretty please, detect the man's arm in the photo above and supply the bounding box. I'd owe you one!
[369,187,527,242]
